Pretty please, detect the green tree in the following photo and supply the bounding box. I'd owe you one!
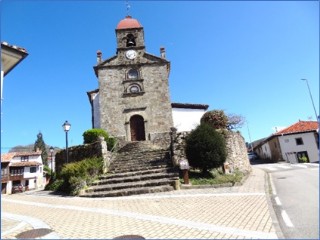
[34,132,48,166]
[186,123,227,173]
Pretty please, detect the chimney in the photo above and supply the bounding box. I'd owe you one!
[97,50,102,63]
[160,47,166,59]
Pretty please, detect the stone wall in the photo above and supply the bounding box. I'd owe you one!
[172,129,251,173]
[224,131,251,173]
[55,137,111,174]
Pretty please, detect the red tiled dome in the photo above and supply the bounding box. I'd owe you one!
[116,16,142,30]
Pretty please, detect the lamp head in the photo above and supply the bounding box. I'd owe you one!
[62,120,71,132]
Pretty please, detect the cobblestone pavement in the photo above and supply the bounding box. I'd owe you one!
[1,167,281,239]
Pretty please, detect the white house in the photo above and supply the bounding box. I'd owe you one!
[275,121,319,163]
[171,103,208,132]
[1,151,44,194]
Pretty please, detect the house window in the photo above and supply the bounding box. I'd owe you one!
[21,156,29,162]
[30,167,37,173]
[284,139,289,143]
[295,138,304,145]
[10,168,24,175]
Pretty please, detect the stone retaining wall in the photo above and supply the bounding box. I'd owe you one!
[55,137,110,173]
[171,129,251,173]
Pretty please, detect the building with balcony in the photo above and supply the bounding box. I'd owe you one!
[1,151,44,194]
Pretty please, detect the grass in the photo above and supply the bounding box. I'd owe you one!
[183,168,245,186]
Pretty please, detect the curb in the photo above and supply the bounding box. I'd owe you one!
[265,172,285,239]
[2,212,60,239]
[180,170,251,190]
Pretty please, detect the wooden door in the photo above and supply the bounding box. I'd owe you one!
[130,115,145,141]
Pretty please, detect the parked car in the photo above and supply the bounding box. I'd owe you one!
[12,184,24,193]
[248,152,258,161]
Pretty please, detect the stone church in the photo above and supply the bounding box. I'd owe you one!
[87,16,208,146]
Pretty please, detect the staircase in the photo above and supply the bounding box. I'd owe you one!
[79,141,179,197]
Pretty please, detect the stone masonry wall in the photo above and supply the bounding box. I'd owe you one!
[225,131,251,173]
[55,137,111,174]
[172,130,251,173]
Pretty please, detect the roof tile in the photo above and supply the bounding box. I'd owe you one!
[274,121,318,136]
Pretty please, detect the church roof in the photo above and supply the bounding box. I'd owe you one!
[116,16,142,30]
[171,103,209,110]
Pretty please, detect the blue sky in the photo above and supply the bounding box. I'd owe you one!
[1,1,319,152]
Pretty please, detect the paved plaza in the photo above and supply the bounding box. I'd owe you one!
[1,167,281,239]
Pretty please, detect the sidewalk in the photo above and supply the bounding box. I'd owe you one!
[1,167,281,239]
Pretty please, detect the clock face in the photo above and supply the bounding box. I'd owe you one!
[126,50,137,60]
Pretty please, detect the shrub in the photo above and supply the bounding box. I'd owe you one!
[45,179,64,191]
[186,123,227,173]
[83,128,115,150]
[60,157,103,195]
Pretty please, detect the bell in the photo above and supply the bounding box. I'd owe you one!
[127,39,135,47]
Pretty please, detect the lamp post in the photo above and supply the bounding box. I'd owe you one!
[301,79,320,162]
[301,79,318,120]
[62,120,71,164]
[49,146,54,179]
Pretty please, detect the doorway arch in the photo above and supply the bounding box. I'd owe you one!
[130,115,146,141]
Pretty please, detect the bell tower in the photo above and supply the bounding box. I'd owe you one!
[115,16,145,52]
[92,16,174,147]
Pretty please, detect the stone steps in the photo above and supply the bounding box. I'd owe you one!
[92,171,178,186]
[79,141,178,198]
[86,178,176,193]
[99,167,176,180]
[80,185,174,198]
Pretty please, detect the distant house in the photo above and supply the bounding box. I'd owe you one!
[254,120,319,163]
[1,151,44,194]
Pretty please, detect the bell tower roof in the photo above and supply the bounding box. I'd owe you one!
[116,16,142,30]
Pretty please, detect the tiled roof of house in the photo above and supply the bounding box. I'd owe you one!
[1,153,16,162]
[1,41,28,53]
[10,161,42,167]
[13,151,42,157]
[274,120,318,136]
[1,151,42,163]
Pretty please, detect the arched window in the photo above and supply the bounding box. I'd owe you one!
[127,69,139,79]
[128,84,141,93]
[126,34,136,47]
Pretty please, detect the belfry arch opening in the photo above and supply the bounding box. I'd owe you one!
[126,34,136,47]
[130,115,145,141]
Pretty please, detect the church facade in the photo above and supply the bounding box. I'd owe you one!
[87,16,208,145]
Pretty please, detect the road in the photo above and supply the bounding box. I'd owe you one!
[254,161,319,239]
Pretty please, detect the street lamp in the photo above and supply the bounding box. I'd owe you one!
[49,146,54,179]
[301,79,318,120]
[62,120,71,164]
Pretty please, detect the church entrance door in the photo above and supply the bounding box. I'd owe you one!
[130,115,146,141]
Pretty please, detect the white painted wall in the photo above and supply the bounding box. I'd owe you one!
[10,154,44,190]
[172,108,206,132]
[92,92,101,128]
[278,132,318,163]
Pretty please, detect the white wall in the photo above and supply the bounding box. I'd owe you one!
[172,108,206,132]
[278,132,318,163]
[92,92,100,128]
[11,154,44,190]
